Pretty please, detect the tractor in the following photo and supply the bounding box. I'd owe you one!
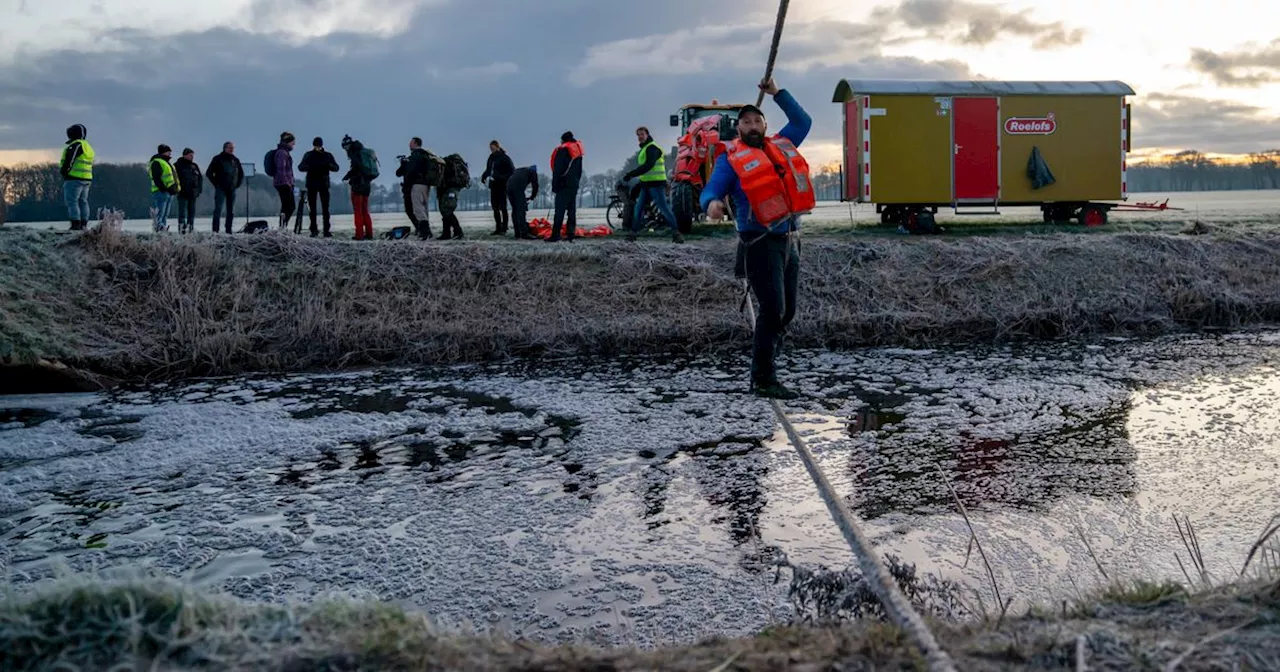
[667,101,744,232]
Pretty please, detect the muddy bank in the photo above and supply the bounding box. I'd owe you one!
[5,226,1280,390]
[2,575,1276,671]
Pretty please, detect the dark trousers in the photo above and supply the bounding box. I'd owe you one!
[507,188,530,238]
[176,195,197,232]
[401,183,418,226]
[212,188,236,233]
[307,188,331,234]
[275,185,295,223]
[489,182,509,232]
[742,231,800,385]
[551,189,577,240]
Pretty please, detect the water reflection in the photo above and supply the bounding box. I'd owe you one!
[844,400,1139,519]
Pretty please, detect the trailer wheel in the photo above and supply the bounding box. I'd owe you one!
[880,206,903,225]
[1079,205,1108,227]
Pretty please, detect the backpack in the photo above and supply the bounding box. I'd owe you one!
[359,147,380,180]
[443,154,470,190]
[382,225,412,240]
[241,220,269,234]
[263,149,277,177]
[421,151,444,187]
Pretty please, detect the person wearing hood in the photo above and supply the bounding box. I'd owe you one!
[205,141,244,234]
[148,144,180,232]
[173,148,203,235]
[480,140,515,235]
[505,164,539,240]
[272,131,297,230]
[700,77,814,400]
[59,123,94,231]
[340,134,376,241]
[548,131,583,242]
[298,136,340,237]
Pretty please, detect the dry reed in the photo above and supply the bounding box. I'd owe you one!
[5,226,1280,386]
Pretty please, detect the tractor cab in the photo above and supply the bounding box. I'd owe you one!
[670,101,744,141]
[664,100,745,232]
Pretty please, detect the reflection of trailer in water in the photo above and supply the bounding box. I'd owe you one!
[831,79,1181,231]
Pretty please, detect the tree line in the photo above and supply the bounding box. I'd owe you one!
[1126,150,1280,192]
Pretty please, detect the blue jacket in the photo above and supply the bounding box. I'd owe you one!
[699,89,812,234]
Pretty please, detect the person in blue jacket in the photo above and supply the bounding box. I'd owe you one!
[700,77,812,400]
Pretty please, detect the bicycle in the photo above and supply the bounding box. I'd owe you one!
[605,183,668,232]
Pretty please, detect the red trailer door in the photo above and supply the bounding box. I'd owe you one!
[952,97,999,201]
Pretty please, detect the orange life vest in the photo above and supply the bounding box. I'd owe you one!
[724,135,815,228]
[550,140,584,174]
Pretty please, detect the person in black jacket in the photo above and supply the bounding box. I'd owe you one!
[505,165,540,240]
[394,137,438,240]
[173,148,203,234]
[297,136,340,237]
[204,141,244,233]
[480,140,514,235]
[549,131,583,242]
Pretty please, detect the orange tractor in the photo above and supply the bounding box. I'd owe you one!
[668,101,744,232]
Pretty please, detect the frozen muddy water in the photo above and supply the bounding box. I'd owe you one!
[3,332,1280,646]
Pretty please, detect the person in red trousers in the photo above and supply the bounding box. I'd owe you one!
[341,134,376,240]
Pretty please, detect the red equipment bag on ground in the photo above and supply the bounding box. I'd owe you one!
[527,216,610,239]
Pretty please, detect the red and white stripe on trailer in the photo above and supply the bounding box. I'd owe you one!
[862,96,872,200]
[1120,99,1128,199]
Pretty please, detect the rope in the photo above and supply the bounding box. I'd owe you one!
[741,3,955,665]
[756,0,791,108]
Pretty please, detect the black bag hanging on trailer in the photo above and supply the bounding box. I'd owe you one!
[1027,146,1056,190]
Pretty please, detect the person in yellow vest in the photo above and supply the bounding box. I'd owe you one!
[621,126,682,244]
[59,124,94,231]
[148,144,180,233]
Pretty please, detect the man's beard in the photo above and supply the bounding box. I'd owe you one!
[742,130,765,148]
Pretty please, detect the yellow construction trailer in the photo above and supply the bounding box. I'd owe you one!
[831,79,1135,227]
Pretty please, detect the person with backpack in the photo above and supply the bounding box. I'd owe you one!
[265,131,296,230]
[173,148,203,235]
[148,144,180,232]
[480,140,514,236]
[548,131,583,242]
[205,141,244,234]
[298,136,340,237]
[59,124,94,231]
[505,164,539,241]
[396,137,440,240]
[340,134,378,240]
[437,154,470,240]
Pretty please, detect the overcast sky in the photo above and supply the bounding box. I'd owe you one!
[0,0,1276,178]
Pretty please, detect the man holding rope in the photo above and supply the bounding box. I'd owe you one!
[701,77,813,400]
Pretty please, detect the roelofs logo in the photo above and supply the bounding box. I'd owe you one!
[1004,113,1056,135]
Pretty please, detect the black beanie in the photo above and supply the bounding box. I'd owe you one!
[313,136,323,147]
[66,124,87,140]
[561,131,574,143]
[158,143,172,154]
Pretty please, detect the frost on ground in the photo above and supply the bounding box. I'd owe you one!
[2,332,1280,646]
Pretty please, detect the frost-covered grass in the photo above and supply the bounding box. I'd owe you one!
[1,572,1276,671]
[6,225,1280,389]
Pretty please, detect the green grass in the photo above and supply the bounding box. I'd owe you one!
[2,573,1276,671]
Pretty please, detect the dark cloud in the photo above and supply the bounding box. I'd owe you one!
[1131,93,1280,153]
[873,0,1085,49]
[0,0,1264,176]
[1189,40,1280,87]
